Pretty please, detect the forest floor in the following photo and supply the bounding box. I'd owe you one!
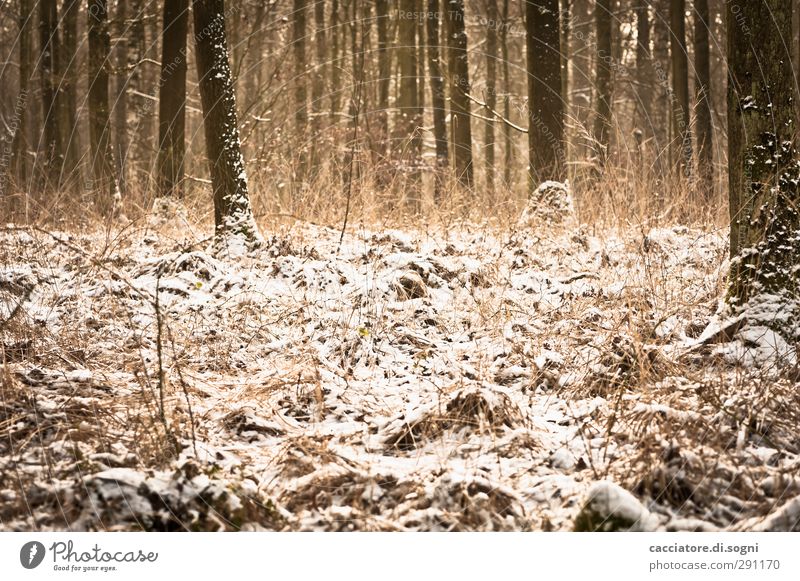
[2,203,800,531]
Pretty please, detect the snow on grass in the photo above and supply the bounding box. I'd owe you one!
[0,220,798,531]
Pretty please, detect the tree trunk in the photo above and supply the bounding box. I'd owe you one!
[376,0,390,157]
[652,0,671,174]
[157,0,189,197]
[329,0,341,119]
[59,0,81,187]
[192,0,260,246]
[397,0,420,193]
[670,0,692,177]
[445,0,473,188]
[527,0,565,185]
[39,0,62,188]
[311,0,326,170]
[426,0,448,200]
[484,0,498,196]
[10,0,34,189]
[635,0,653,145]
[114,0,129,195]
[727,0,798,316]
[560,0,570,160]
[88,0,117,205]
[694,0,714,196]
[501,0,512,188]
[593,0,613,165]
[293,0,308,182]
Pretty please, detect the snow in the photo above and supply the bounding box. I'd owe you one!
[1,218,798,531]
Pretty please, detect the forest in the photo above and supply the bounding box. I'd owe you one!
[1,0,799,533]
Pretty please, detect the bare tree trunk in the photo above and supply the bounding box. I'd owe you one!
[39,0,62,188]
[114,0,130,195]
[293,0,308,182]
[593,0,613,166]
[59,0,81,188]
[484,0,498,196]
[501,0,512,188]
[376,0,390,158]
[694,0,714,196]
[445,0,473,188]
[10,0,34,189]
[192,0,260,246]
[527,0,565,185]
[88,0,117,205]
[652,0,671,174]
[397,0,419,191]
[727,0,797,325]
[156,0,189,197]
[329,0,341,119]
[311,0,326,171]
[426,0,448,201]
[635,0,653,143]
[670,0,692,177]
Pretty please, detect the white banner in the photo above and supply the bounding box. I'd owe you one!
[1,532,797,580]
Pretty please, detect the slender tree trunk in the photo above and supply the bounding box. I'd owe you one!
[593,0,613,165]
[39,0,62,188]
[10,0,34,188]
[329,0,341,119]
[397,0,419,177]
[445,0,473,188]
[192,0,260,246]
[527,0,565,185]
[293,0,308,181]
[652,0,671,174]
[59,0,81,187]
[635,0,653,142]
[427,0,448,201]
[501,0,512,188]
[88,0,117,204]
[156,0,189,197]
[484,0,498,196]
[376,0,390,157]
[311,0,326,171]
[114,0,129,195]
[670,0,692,177]
[694,0,714,196]
[727,0,798,323]
[560,0,570,160]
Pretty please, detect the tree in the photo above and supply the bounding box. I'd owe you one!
[484,0,498,196]
[500,0,512,187]
[114,0,129,194]
[426,0,449,200]
[376,0,391,157]
[397,0,421,204]
[311,0,326,167]
[59,0,81,187]
[526,0,565,185]
[192,0,260,246]
[593,0,613,165]
[293,0,308,181]
[87,0,117,204]
[156,0,189,198]
[670,0,691,176]
[694,0,714,196]
[635,0,653,145]
[727,0,799,320]
[445,0,474,188]
[10,0,34,188]
[39,0,62,188]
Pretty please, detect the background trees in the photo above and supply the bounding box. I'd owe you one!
[0,0,793,251]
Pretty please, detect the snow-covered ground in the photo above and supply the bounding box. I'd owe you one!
[1,215,798,531]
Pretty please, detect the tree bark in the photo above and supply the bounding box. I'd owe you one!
[293,0,308,181]
[376,0,391,157]
[670,0,692,177]
[10,0,34,188]
[593,0,613,165]
[484,0,498,196]
[192,0,260,245]
[445,0,473,188]
[157,0,189,197]
[694,0,714,196]
[527,0,565,185]
[59,0,81,187]
[635,0,653,144]
[39,0,62,188]
[501,0,512,188]
[427,0,449,200]
[397,0,420,193]
[311,0,326,169]
[114,0,129,195]
[88,0,117,204]
[727,0,798,315]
